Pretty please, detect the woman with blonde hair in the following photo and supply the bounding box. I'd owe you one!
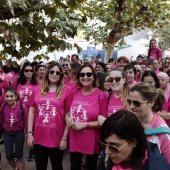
[134,64,142,82]
[27,62,73,170]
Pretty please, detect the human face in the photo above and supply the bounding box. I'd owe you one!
[165,60,169,68]
[95,64,103,72]
[5,91,17,107]
[150,41,157,49]
[129,91,152,120]
[48,66,62,85]
[37,66,46,79]
[125,69,135,83]
[104,133,135,164]
[79,67,94,87]
[153,60,159,70]
[140,65,146,72]
[158,77,167,90]
[106,64,112,74]
[143,76,156,86]
[71,56,77,63]
[136,58,142,64]
[109,70,125,92]
[117,60,127,70]
[104,76,111,91]
[24,66,33,80]
[62,61,70,73]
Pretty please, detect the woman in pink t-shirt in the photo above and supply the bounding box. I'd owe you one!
[64,62,81,90]
[35,63,46,85]
[27,62,73,170]
[128,82,170,164]
[147,39,162,63]
[66,64,108,170]
[157,72,170,127]
[124,64,137,89]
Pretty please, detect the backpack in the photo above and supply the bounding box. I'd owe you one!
[144,127,170,136]
[1,102,24,117]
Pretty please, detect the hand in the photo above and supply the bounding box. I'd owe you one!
[98,115,106,126]
[27,134,34,149]
[59,139,67,150]
[66,116,75,128]
[71,122,86,130]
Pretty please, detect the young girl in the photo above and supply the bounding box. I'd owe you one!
[0,87,28,170]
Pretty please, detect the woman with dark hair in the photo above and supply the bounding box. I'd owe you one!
[95,62,107,73]
[35,62,46,85]
[148,39,162,63]
[27,62,73,170]
[97,72,111,97]
[124,64,137,89]
[141,70,160,88]
[66,64,108,170]
[98,110,170,170]
[65,62,81,89]
[128,82,170,164]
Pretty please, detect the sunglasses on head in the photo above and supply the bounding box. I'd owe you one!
[99,140,131,153]
[127,99,148,107]
[49,70,62,76]
[79,72,93,77]
[108,77,122,83]
[62,64,68,67]
[24,69,33,73]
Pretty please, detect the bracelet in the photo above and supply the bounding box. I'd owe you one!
[27,131,34,133]
[86,122,90,128]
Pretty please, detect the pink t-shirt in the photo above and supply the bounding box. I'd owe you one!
[69,88,108,154]
[149,48,162,60]
[31,85,73,147]
[0,101,28,134]
[65,78,77,89]
[147,112,170,164]
[17,83,37,109]
[107,93,124,117]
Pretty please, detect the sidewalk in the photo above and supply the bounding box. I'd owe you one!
[0,144,70,170]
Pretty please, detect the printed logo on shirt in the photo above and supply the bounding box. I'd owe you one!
[108,105,123,117]
[38,100,57,125]
[8,112,15,127]
[70,103,88,122]
[19,88,32,103]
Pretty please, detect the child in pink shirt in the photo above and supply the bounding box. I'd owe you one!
[0,87,28,170]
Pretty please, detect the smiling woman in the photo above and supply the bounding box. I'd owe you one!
[98,110,170,170]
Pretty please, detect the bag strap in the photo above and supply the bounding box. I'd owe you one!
[145,127,170,136]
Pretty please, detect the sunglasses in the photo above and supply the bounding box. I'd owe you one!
[49,70,62,75]
[62,64,69,67]
[99,140,131,153]
[24,69,33,73]
[127,99,148,107]
[79,72,93,77]
[165,62,169,64]
[136,70,140,72]
[108,77,122,83]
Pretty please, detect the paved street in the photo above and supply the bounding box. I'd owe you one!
[0,144,70,170]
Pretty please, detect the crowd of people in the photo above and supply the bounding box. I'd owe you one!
[0,38,169,170]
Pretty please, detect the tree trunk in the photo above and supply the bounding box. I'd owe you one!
[104,44,115,63]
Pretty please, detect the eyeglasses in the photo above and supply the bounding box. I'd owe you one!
[99,140,131,153]
[108,77,122,83]
[62,64,68,67]
[24,69,33,73]
[127,99,148,107]
[79,72,93,77]
[49,70,62,75]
